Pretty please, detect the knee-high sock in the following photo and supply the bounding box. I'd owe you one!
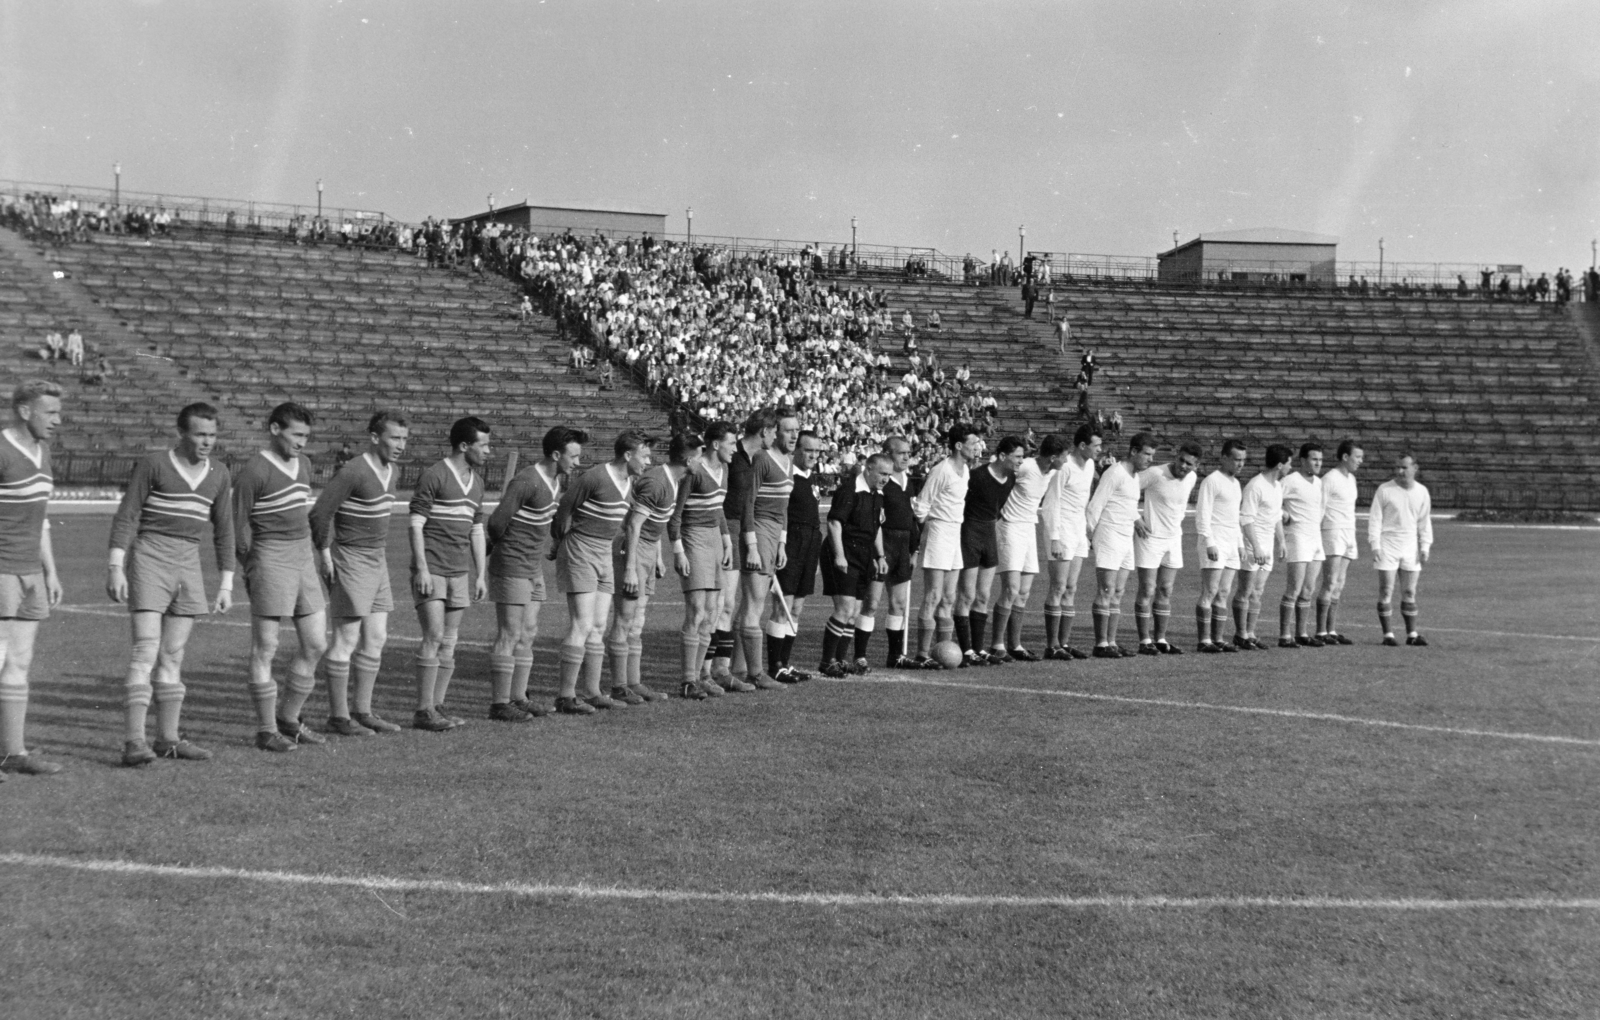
[1107,608,1123,644]
[1315,594,1331,635]
[935,614,953,645]
[968,611,988,652]
[433,643,458,706]
[1211,604,1229,645]
[606,631,631,689]
[251,677,280,732]
[0,679,27,756]
[124,666,154,744]
[1401,599,1418,636]
[1295,597,1313,638]
[988,605,1011,651]
[351,652,381,715]
[885,615,905,664]
[1153,606,1170,643]
[1231,591,1248,638]
[852,614,875,661]
[1092,606,1108,645]
[582,633,605,695]
[953,614,972,653]
[559,643,584,697]
[1061,607,1077,648]
[152,680,185,744]
[1043,607,1061,649]
[1006,610,1023,650]
[1377,601,1394,636]
[1245,605,1260,639]
[1196,604,1212,644]
[628,635,644,686]
[741,625,766,678]
[511,654,534,702]
[1135,609,1153,644]
[682,624,703,683]
[823,617,851,667]
[1279,595,1296,639]
[711,629,733,670]
[324,659,351,719]
[489,653,515,704]
[764,619,787,675]
[1325,596,1340,635]
[280,667,316,723]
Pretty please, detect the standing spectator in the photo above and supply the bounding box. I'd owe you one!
[1075,370,1091,418]
[1021,278,1037,318]
[64,327,84,367]
[1080,348,1097,386]
[1055,315,1071,356]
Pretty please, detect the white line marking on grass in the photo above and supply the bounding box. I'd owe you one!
[3,853,1595,911]
[824,676,1600,748]
[1338,622,1599,642]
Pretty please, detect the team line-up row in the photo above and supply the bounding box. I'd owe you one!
[0,380,1433,775]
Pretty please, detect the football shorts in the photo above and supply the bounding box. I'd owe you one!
[918,519,962,572]
[1322,526,1359,560]
[960,521,999,570]
[0,572,49,621]
[245,539,325,618]
[487,569,547,606]
[996,519,1040,574]
[413,571,472,609]
[555,531,614,595]
[1091,524,1135,572]
[882,528,916,585]
[1283,529,1326,564]
[329,544,394,618]
[125,533,209,616]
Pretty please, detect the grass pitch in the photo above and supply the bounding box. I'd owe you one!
[2,516,1597,1019]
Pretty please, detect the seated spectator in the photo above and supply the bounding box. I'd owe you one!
[65,327,84,367]
[82,355,110,385]
[927,310,941,330]
[44,330,64,362]
[599,360,615,390]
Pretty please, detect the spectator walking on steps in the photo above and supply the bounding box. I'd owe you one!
[1056,315,1071,356]
[1022,278,1037,319]
[1080,348,1097,387]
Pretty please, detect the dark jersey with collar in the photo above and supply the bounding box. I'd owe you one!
[787,467,823,532]
[963,465,1015,526]
[828,473,884,545]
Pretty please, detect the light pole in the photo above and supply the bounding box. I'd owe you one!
[686,207,693,245]
[1377,237,1384,285]
[316,179,323,219]
[487,193,494,214]
[850,216,857,258]
[113,163,121,208]
[1591,239,1596,269]
[1172,230,1178,248]
[1019,224,1026,262]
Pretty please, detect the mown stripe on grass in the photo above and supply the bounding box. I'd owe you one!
[2,853,1596,911]
[826,676,1600,748]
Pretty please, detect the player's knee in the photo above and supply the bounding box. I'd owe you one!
[130,635,160,667]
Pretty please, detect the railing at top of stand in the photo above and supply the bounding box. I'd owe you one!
[0,177,399,235]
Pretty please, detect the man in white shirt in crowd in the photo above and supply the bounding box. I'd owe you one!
[1368,453,1433,646]
[1040,423,1100,659]
[1085,432,1157,657]
[1314,439,1363,644]
[1133,441,1201,655]
[1232,444,1291,650]
[1194,439,1246,653]
[1277,442,1326,648]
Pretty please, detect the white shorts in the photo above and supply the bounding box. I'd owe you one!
[1283,529,1326,564]
[1196,530,1242,571]
[996,520,1039,574]
[1042,518,1090,562]
[1092,524,1134,572]
[919,519,963,572]
[1373,537,1422,573]
[1134,532,1183,570]
[1322,527,1358,559]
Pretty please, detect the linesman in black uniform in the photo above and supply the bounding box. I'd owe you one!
[765,429,825,683]
[818,452,890,678]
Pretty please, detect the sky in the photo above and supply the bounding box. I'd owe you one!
[2,0,1597,270]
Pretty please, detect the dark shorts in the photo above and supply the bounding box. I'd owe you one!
[414,571,472,610]
[245,539,325,618]
[882,529,916,586]
[126,533,208,616]
[328,544,394,618]
[775,526,822,599]
[487,569,547,605]
[820,539,879,600]
[960,520,999,571]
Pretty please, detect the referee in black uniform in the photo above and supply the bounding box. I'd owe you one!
[819,452,889,677]
[767,429,825,682]
[877,436,921,668]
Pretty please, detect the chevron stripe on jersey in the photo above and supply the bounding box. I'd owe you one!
[110,450,235,571]
[633,466,679,544]
[487,464,561,579]
[309,453,395,550]
[410,459,485,576]
[0,430,52,574]
[565,463,634,540]
[234,451,313,546]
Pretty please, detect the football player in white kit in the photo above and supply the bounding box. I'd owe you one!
[1132,441,1200,655]
[1085,432,1157,657]
[1314,439,1362,644]
[1232,444,1291,650]
[991,434,1068,662]
[1194,439,1247,653]
[1277,442,1326,648]
[911,424,982,667]
[1368,453,1433,646]
[1041,423,1101,659]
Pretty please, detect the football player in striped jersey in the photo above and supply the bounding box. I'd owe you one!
[606,433,678,704]
[0,381,64,777]
[235,402,327,749]
[109,402,234,763]
[486,426,584,719]
[310,411,409,735]
[735,411,797,689]
[408,416,491,730]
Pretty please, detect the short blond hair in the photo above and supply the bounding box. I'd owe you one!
[13,379,63,411]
